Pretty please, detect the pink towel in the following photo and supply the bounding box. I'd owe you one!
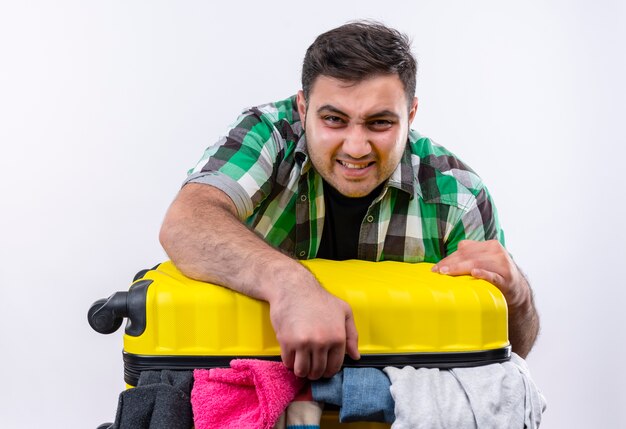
[191,359,306,429]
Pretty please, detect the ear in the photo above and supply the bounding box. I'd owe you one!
[408,97,418,124]
[296,90,307,126]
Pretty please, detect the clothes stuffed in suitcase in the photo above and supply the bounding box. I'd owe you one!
[89,259,510,428]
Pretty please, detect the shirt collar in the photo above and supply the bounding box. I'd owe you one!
[295,133,311,175]
[387,141,419,199]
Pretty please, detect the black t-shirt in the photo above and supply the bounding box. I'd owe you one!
[316,180,385,260]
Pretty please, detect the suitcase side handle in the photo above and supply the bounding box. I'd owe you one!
[88,292,127,334]
[88,279,151,336]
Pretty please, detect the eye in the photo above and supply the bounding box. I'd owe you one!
[368,119,394,131]
[322,115,346,127]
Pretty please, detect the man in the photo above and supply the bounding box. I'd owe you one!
[159,21,539,381]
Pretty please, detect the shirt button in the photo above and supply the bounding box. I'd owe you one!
[300,195,307,202]
[366,215,374,222]
[299,251,306,257]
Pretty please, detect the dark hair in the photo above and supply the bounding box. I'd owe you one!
[301,21,417,107]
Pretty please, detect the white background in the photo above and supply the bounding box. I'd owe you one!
[1,1,624,428]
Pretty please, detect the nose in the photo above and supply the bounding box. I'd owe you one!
[342,124,372,159]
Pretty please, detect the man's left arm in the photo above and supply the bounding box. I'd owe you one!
[431,239,539,358]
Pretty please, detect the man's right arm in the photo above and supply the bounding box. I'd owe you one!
[159,183,360,379]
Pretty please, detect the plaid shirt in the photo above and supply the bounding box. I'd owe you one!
[186,96,505,263]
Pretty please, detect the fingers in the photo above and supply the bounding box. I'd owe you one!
[281,349,295,372]
[432,259,479,276]
[287,341,342,380]
[279,312,358,380]
[293,348,312,379]
[270,282,358,380]
[470,267,506,288]
[472,266,529,308]
[431,239,531,309]
[323,345,345,378]
[309,345,331,380]
[345,308,361,361]
[432,239,509,277]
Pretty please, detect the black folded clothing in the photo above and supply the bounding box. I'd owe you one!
[106,370,193,429]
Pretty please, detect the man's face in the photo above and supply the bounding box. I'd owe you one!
[297,74,417,198]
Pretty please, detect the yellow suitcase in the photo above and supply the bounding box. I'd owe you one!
[89,259,510,428]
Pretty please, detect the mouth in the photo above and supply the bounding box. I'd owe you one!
[337,160,375,169]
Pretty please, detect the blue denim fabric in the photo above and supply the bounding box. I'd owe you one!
[311,368,395,423]
[310,371,343,406]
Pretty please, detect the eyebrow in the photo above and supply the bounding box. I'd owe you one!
[316,104,400,120]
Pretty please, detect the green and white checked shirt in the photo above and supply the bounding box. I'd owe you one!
[186,95,505,263]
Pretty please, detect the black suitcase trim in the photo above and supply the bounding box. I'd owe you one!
[123,346,511,386]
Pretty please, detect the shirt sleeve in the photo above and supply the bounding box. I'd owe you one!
[184,109,283,220]
[443,184,506,256]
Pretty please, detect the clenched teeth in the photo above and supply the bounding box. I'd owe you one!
[339,160,371,169]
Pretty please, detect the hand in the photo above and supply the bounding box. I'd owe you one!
[268,274,360,380]
[431,240,529,309]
